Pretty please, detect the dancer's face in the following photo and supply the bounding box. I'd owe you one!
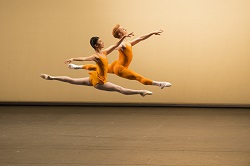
[96,39,104,49]
[117,26,127,38]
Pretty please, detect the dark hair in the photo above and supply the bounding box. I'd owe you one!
[90,36,99,49]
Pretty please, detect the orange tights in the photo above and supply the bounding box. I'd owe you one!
[83,63,153,85]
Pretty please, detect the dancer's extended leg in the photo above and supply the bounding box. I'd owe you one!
[69,62,116,74]
[82,64,97,71]
[68,64,97,71]
[113,65,153,85]
[40,74,91,86]
[113,65,171,89]
[95,82,152,97]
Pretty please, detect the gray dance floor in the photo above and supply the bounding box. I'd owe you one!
[0,106,249,166]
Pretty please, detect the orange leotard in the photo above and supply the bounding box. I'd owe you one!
[84,42,153,85]
[116,42,133,68]
[89,52,108,86]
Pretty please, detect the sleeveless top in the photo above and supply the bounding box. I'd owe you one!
[117,42,133,68]
[89,51,108,86]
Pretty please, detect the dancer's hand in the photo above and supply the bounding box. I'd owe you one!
[125,32,134,38]
[153,29,163,35]
[65,58,73,64]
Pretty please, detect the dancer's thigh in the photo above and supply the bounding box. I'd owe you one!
[72,77,92,86]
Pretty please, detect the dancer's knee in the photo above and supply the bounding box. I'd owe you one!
[67,77,76,84]
[116,86,128,95]
[135,76,149,85]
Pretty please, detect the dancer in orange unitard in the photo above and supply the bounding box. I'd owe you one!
[40,33,152,97]
[69,24,171,89]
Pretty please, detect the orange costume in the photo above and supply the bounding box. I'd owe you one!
[89,52,108,86]
[84,42,153,85]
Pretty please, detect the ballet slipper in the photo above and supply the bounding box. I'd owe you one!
[160,82,171,89]
[140,91,153,97]
[68,64,76,69]
[68,64,82,69]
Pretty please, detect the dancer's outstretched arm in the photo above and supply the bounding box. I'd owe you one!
[129,29,163,46]
[66,32,134,70]
[65,32,134,65]
[64,54,96,64]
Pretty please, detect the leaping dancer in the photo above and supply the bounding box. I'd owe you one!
[41,32,152,97]
[69,24,171,89]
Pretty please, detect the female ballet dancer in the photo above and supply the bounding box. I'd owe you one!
[69,24,171,89]
[41,32,152,97]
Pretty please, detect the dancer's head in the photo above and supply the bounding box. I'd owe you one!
[90,36,104,50]
[112,24,127,39]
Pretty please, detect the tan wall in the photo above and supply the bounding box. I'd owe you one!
[0,0,249,105]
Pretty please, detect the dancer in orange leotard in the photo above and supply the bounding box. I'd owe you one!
[69,24,171,89]
[40,33,152,96]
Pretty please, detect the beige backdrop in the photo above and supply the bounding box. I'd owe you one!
[0,0,249,105]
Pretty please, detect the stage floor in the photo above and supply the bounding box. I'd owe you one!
[0,106,249,166]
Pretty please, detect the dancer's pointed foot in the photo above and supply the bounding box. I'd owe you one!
[68,64,82,69]
[159,82,171,89]
[40,73,52,80]
[140,90,153,97]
